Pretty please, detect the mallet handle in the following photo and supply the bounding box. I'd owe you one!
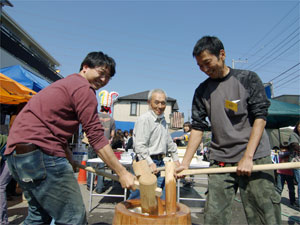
[74,161,162,196]
[74,161,119,181]
[161,162,300,177]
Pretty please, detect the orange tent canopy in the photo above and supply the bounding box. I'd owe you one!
[0,73,37,105]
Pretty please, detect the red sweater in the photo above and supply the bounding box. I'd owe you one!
[5,74,108,157]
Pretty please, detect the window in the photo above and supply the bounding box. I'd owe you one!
[130,102,137,116]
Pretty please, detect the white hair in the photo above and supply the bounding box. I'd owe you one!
[147,89,167,101]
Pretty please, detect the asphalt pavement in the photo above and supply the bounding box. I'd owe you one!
[7,173,300,225]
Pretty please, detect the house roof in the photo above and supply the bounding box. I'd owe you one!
[117,90,179,110]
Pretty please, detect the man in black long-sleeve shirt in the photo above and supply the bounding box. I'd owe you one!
[176,36,281,225]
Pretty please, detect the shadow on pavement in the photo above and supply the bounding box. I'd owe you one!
[7,207,27,224]
[180,185,206,208]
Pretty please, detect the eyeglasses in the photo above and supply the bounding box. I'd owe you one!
[94,68,112,80]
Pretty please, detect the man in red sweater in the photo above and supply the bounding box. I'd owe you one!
[5,51,136,225]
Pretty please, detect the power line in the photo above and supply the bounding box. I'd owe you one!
[273,74,300,89]
[269,62,300,82]
[241,2,299,58]
[247,16,299,61]
[275,68,300,84]
[249,28,299,68]
[246,27,299,70]
[252,40,299,72]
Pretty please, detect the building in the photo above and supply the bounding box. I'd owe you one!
[0,8,62,134]
[0,10,62,83]
[112,90,184,129]
[273,95,300,106]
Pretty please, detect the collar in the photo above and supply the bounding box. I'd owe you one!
[210,67,232,82]
[149,110,165,122]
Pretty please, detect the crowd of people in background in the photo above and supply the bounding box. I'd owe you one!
[275,121,300,208]
[103,128,133,151]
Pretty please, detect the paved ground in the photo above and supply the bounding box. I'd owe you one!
[7,174,300,225]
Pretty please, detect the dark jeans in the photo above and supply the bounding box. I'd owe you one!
[6,149,87,225]
[276,173,295,204]
[294,168,300,206]
[87,162,105,192]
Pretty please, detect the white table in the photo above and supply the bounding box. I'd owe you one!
[87,157,132,212]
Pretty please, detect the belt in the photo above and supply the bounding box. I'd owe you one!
[150,153,165,160]
[15,143,39,155]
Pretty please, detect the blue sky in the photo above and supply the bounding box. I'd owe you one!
[3,0,299,121]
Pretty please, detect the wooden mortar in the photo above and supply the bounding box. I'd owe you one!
[113,199,191,225]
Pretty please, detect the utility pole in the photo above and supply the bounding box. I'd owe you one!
[232,58,248,69]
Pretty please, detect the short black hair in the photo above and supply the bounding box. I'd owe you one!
[79,51,116,77]
[193,36,224,58]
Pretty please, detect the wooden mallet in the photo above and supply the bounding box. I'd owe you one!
[132,160,161,215]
